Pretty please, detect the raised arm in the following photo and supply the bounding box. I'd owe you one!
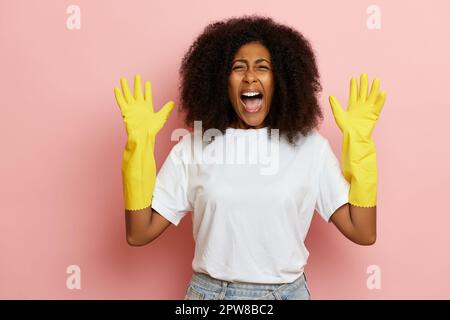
[328,73,387,245]
[114,74,174,246]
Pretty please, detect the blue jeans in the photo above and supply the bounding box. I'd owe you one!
[184,271,311,300]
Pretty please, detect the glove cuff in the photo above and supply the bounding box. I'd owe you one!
[342,132,378,207]
[348,176,377,207]
[122,133,157,211]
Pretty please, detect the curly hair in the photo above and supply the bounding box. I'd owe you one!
[178,15,323,146]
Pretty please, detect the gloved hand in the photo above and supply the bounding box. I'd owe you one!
[329,73,387,207]
[114,74,174,210]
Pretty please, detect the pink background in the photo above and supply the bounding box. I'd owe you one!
[1,0,449,299]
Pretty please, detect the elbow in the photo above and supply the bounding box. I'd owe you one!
[356,233,377,246]
[126,236,140,246]
[126,234,150,247]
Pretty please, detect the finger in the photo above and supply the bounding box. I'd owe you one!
[329,96,346,131]
[144,81,154,112]
[374,90,387,115]
[157,100,175,123]
[329,95,344,117]
[120,77,134,104]
[114,87,127,114]
[367,78,380,104]
[359,73,369,102]
[134,74,144,100]
[349,77,358,106]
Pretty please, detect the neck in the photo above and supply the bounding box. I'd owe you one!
[229,118,266,129]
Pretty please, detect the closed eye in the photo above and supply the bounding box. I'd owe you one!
[232,66,269,70]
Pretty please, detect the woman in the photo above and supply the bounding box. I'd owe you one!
[114,15,386,300]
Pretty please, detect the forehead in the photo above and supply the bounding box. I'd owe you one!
[233,42,271,60]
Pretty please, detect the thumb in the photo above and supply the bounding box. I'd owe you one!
[329,96,345,119]
[374,91,387,116]
[157,100,175,123]
[329,96,346,131]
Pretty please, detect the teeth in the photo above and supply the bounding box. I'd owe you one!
[241,91,261,97]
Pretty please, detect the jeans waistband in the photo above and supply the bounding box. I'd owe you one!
[190,271,306,291]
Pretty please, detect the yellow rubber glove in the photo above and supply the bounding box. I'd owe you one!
[114,74,175,211]
[329,73,386,207]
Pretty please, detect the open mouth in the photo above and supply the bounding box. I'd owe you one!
[239,92,264,113]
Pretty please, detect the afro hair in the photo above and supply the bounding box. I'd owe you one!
[178,15,324,146]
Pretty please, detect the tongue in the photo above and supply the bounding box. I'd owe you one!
[242,97,262,111]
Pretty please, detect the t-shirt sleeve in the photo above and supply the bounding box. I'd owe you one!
[151,141,192,226]
[314,139,350,222]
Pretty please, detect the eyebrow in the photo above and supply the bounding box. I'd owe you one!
[232,58,271,64]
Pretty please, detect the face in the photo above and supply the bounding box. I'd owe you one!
[228,42,274,129]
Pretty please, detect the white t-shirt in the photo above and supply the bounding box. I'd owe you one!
[151,127,350,284]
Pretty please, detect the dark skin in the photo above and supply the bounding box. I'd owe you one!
[126,42,376,246]
[228,42,274,129]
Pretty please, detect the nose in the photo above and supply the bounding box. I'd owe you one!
[243,70,258,84]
